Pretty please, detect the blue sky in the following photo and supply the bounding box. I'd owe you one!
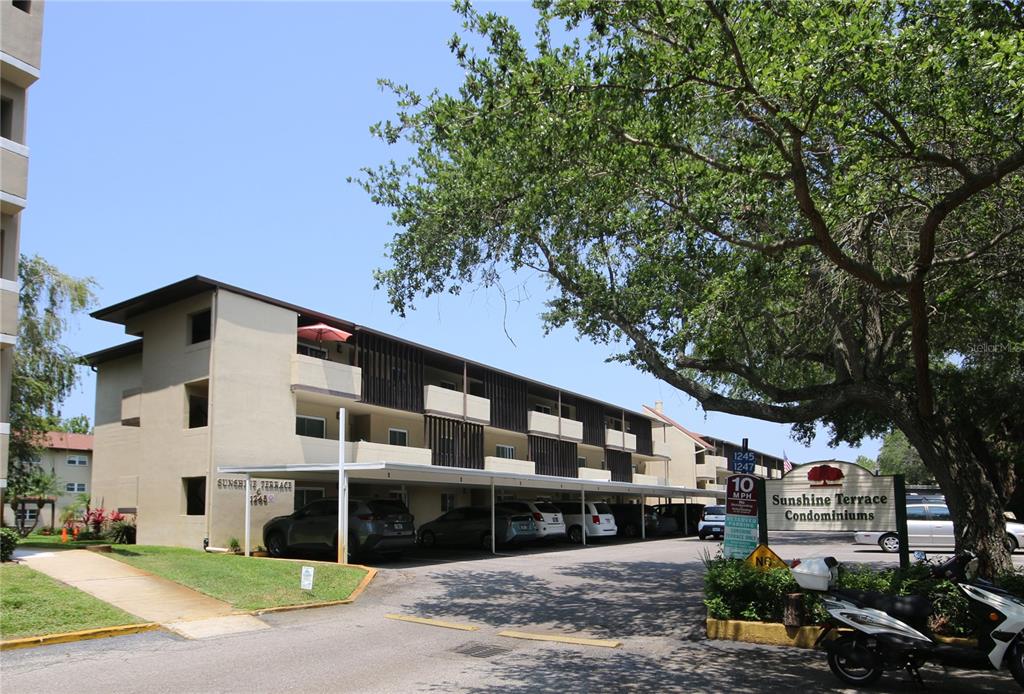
[24,1,880,464]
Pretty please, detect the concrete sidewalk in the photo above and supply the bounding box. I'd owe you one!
[17,549,268,639]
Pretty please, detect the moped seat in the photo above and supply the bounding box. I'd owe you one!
[833,588,933,622]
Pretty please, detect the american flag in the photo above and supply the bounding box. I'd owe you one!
[783,451,794,474]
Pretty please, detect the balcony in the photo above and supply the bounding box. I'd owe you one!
[424,385,490,424]
[578,467,611,481]
[1,146,28,202]
[484,456,534,475]
[632,472,664,486]
[527,411,583,442]
[651,437,671,458]
[700,483,726,494]
[605,428,637,452]
[347,441,432,466]
[291,354,361,400]
[1,281,17,337]
[694,462,717,481]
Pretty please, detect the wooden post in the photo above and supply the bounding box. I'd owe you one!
[783,593,804,627]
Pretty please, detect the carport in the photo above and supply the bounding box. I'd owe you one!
[218,410,721,562]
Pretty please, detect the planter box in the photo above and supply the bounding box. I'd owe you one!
[706,617,976,650]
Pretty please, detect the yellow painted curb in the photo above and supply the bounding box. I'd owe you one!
[706,618,829,649]
[385,614,480,631]
[498,630,621,649]
[252,566,377,615]
[0,623,161,651]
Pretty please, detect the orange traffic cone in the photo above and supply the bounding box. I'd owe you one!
[61,527,68,543]
[73,525,80,540]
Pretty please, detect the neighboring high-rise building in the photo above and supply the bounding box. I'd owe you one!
[1,0,45,490]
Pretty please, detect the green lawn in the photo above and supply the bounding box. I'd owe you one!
[16,532,111,549]
[0,564,139,640]
[107,546,368,611]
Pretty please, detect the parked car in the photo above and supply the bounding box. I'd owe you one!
[496,500,566,539]
[607,503,658,538]
[906,494,945,504]
[555,501,617,543]
[854,503,1024,553]
[417,507,539,549]
[697,505,725,540]
[263,498,415,558]
[654,503,705,536]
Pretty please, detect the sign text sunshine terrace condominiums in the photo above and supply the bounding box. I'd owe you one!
[765,462,896,532]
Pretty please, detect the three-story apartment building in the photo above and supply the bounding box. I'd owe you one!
[87,277,724,549]
[1,0,45,490]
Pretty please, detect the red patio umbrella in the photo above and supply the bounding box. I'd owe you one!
[297,323,352,344]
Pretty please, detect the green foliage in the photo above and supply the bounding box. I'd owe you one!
[875,430,934,484]
[702,558,800,622]
[105,521,137,545]
[0,528,19,562]
[44,414,92,434]
[6,466,62,537]
[358,0,1024,570]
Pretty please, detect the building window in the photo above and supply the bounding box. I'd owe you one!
[496,444,515,459]
[296,415,326,439]
[13,1,32,13]
[0,97,12,140]
[15,507,38,522]
[186,381,209,429]
[439,380,457,391]
[297,343,328,360]
[67,455,89,466]
[441,492,455,513]
[189,309,212,345]
[577,456,587,467]
[388,428,408,446]
[294,487,324,510]
[65,482,87,493]
[183,477,206,515]
[534,404,552,415]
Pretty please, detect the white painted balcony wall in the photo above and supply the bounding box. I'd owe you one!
[527,410,583,442]
[484,456,535,475]
[423,385,490,425]
[578,467,611,481]
[291,354,361,399]
[605,428,637,452]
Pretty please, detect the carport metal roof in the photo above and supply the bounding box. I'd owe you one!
[216,461,723,499]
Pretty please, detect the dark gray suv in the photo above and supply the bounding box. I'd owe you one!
[263,498,415,558]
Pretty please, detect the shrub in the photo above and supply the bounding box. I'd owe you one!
[106,520,136,545]
[1,527,19,562]
[702,557,800,622]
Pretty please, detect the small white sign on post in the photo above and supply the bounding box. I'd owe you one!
[300,565,315,591]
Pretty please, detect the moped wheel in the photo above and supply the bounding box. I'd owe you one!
[827,636,884,686]
[1008,640,1024,687]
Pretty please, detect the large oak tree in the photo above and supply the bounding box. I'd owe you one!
[359,1,1024,572]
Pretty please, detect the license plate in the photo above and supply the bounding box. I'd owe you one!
[393,523,404,529]
[516,523,530,530]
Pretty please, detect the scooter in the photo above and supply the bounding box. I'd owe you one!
[790,552,1024,687]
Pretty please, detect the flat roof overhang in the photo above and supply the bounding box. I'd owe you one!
[216,461,723,499]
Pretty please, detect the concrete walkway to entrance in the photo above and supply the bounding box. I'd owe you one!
[17,549,268,639]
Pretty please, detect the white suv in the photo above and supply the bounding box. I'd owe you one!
[496,500,566,539]
[556,501,618,543]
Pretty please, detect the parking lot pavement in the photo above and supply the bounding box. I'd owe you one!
[2,534,1021,692]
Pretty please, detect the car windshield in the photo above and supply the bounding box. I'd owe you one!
[534,502,560,514]
[704,506,725,517]
[368,500,408,515]
[498,502,530,512]
[593,503,613,515]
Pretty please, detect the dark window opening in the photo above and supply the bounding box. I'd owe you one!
[189,309,212,344]
[297,343,327,359]
[185,381,209,429]
[388,428,408,446]
[183,477,206,515]
[296,416,326,438]
[533,404,552,415]
[13,1,32,14]
[441,493,455,513]
[439,380,457,390]
[0,97,13,140]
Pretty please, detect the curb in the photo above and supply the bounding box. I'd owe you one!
[0,623,161,651]
[706,618,978,649]
[251,566,377,615]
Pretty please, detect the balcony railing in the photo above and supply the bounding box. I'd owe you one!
[423,385,490,424]
[651,437,671,458]
[578,467,611,481]
[298,437,433,466]
[484,456,535,475]
[700,483,726,494]
[291,354,361,400]
[694,462,717,481]
[605,428,637,452]
[632,472,664,486]
[527,411,583,442]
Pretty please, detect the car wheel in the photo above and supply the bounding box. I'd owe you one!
[622,523,638,539]
[480,532,493,551]
[419,530,436,548]
[878,534,901,553]
[1007,534,1019,554]
[568,526,583,544]
[265,532,286,558]
[698,532,707,541]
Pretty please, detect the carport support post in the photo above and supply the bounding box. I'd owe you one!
[490,478,496,555]
[244,473,251,557]
[581,487,587,546]
[338,407,348,565]
[640,496,646,539]
[894,474,909,570]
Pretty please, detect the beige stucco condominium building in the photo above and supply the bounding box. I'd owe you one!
[1,0,45,490]
[3,431,92,528]
[85,277,779,550]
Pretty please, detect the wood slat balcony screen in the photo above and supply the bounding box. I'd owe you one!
[528,435,578,478]
[425,416,484,469]
[628,415,653,455]
[354,332,424,412]
[482,370,528,432]
[576,399,605,447]
[606,449,633,483]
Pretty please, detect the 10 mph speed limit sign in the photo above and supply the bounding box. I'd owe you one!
[724,474,761,559]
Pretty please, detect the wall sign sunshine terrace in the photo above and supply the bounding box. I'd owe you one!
[764,461,896,532]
